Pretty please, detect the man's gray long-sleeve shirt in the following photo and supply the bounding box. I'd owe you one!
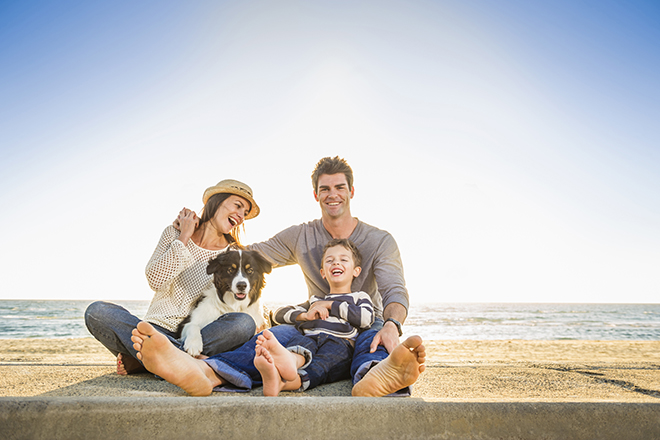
[249,219,409,319]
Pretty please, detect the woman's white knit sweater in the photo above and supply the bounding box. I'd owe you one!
[143,225,227,331]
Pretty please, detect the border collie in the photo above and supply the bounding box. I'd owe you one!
[177,247,272,357]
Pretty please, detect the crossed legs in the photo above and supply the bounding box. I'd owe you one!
[131,320,426,397]
[130,321,224,396]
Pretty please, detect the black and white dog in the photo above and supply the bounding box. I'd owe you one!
[177,247,272,357]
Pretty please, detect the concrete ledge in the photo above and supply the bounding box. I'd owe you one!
[1,397,659,440]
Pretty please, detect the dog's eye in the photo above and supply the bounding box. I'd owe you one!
[246,267,254,274]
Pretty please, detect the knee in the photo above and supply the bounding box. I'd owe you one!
[232,313,257,337]
[84,301,111,325]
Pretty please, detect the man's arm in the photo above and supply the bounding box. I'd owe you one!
[246,224,301,267]
[370,301,407,354]
[362,230,410,353]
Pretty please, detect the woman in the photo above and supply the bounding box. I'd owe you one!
[85,179,261,375]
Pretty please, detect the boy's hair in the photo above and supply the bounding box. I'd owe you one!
[322,238,362,268]
[311,156,354,192]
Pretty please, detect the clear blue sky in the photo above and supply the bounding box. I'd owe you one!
[1,0,658,303]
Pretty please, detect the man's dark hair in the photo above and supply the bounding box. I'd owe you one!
[311,156,354,193]
[321,238,362,268]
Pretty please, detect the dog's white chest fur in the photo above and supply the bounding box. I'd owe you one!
[179,249,270,357]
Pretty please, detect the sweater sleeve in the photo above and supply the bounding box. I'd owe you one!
[330,292,375,329]
[373,234,410,312]
[145,226,195,292]
[273,300,311,325]
[246,224,301,268]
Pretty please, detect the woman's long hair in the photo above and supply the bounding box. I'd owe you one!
[197,193,243,246]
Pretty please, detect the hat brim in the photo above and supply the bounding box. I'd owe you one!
[202,187,260,220]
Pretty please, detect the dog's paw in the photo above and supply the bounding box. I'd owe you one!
[182,333,203,357]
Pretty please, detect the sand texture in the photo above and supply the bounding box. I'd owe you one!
[1,338,659,401]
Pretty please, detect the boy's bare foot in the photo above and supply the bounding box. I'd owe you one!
[352,335,426,397]
[254,346,286,396]
[255,329,303,382]
[130,321,222,396]
[117,353,146,375]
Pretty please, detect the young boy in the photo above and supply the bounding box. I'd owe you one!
[254,238,374,396]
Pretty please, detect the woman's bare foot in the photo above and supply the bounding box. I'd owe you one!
[352,335,426,397]
[255,329,303,382]
[117,353,128,375]
[130,321,222,396]
[117,353,146,375]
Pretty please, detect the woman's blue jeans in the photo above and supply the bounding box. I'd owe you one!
[84,301,256,365]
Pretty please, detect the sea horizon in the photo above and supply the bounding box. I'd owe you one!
[1,300,659,341]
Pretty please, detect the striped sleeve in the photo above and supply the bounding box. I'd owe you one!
[273,300,311,325]
[329,292,374,329]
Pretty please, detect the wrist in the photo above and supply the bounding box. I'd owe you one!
[384,318,403,336]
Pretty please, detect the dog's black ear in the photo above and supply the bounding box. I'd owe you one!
[206,255,221,275]
[207,250,237,274]
[251,251,273,275]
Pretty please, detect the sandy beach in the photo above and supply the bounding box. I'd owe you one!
[2,337,659,401]
[2,338,659,440]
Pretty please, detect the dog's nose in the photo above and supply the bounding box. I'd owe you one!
[236,281,247,291]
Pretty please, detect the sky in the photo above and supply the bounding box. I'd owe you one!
[0,0,658,304]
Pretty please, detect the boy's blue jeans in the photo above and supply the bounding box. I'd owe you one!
[204,319,391,392]
[287,332,354,390]
[84,301,256,364]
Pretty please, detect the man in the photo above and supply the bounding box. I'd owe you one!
[130,157,425,397]
[249,156,421,395]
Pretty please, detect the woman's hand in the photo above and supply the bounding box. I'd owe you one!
[173,208,199,245]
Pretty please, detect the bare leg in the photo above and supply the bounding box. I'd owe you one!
[130,321,223,396]
[352,335,426,397]
[255,329,305,382]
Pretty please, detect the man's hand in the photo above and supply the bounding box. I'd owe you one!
[369,321,400,354]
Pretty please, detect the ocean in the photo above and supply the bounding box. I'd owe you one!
[1,300,659,341]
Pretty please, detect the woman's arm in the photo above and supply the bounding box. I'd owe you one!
[145,226,195,291]
[172,208,199,245]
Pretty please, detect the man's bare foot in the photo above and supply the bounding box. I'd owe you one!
[117,353,146,375]
[352,335,426,397]
[130,321,222,396]
[255,329,303,382]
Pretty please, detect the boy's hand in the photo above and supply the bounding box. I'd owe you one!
[298,301,332,321]
[309,301,331,320]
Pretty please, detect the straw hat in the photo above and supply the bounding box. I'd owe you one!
[202,179,260,219]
